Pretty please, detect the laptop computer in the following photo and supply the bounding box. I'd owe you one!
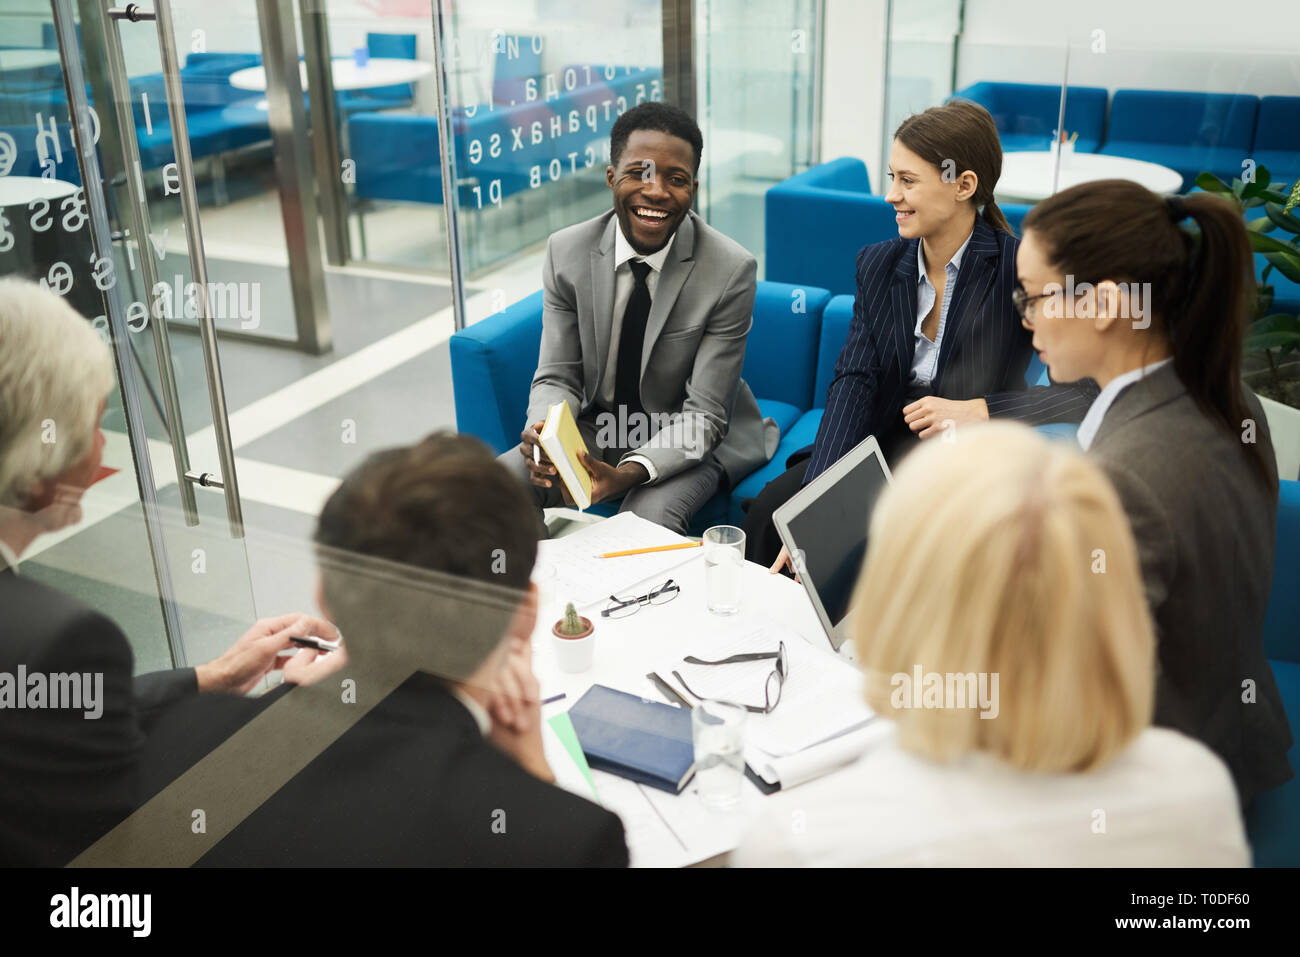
[772,435,894,651]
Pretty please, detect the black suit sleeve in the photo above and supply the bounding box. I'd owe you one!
[133,667,198,734]
[575,810,631,867]
[1,609,140,865]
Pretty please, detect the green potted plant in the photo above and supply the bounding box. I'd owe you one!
[551,601,594,673]
[1196,166,1300,480]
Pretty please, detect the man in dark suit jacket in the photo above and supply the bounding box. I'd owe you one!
[132,434,628,867]
[0,277,334,866]
[1088,363,1293,806]
[744,216,1097,564]
[502,101,775,535]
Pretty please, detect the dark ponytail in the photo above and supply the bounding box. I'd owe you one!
[1022,180,1274,492]
[895,100,1013,236]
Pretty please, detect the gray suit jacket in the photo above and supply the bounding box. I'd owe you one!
[1090,363,1293,805]
[525,209,775,486]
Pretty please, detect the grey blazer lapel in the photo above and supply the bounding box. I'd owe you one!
[1092,363,1186,448]
[589,214,618,401]
[640,213,697,382]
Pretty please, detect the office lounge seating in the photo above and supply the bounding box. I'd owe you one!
[1246,478,1300,866]
[764,158,1033,297]
[951,82,1109,153]
[1253,96,1300,187]
[450,280,1060,532]
[1099,90,1259,192]
[337,32,419,115]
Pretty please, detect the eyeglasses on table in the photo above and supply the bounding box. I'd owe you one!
[672,640,788,714]
[601,579,680,619]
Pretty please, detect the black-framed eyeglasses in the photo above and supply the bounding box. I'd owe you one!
[1011,285,1055,322]
[672,641,788,715]
[602,579,680,618]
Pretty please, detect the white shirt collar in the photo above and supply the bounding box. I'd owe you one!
[614,217,676,273]
[0,536,20,573]
[450,687,491,736]
[917,227,974,287]
[1077,358,1174,451]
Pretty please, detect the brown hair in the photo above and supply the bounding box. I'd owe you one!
[1022,180,1274,491]
[313,431,540,682]
[895,100,1012,235]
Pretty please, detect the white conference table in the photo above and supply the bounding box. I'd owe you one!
[0,175,80,205]
[996,150,1184,203]
[229,57,433,93]
[528,530,857,867]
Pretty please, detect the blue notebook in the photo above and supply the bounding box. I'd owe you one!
[568,685,696,794]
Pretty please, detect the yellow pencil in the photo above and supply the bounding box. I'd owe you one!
[595,541,703,559]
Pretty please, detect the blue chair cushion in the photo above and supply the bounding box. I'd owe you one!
[952,82,1108,154]
[814,295,855,404]
[731,409,825,513]
[757,399,803,436]
[450,290,544,454]
[743,281,831,410]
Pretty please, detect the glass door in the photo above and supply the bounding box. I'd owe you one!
[0,0,263,671]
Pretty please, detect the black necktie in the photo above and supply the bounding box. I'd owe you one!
[614,259,652,419]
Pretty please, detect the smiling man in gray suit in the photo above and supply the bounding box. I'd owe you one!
[501,101,774,534]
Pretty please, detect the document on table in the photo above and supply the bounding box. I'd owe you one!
[536,511,702,609]
[660,620,873,757]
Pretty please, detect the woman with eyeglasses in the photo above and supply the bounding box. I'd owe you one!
[1014,180,1292,807]
[743,100,1098,569]
[733,424,1249,866]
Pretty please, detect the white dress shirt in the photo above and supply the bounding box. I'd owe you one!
[0,536,20,572]
[596,221,677,482]
[910,229,973,387]
[1076,357,1174,451]
[732,725,1248,867]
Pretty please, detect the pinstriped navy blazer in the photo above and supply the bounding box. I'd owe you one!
[803,217,1098,483]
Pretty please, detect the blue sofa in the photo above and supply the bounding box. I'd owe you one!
[764,158,1032,297]
[351,65,662,208]
[1100,90,1259,192]
[952,82,1109,153]
[1253,96,1300,186]
[1247,478,1300,866]
[450,280,1061,534]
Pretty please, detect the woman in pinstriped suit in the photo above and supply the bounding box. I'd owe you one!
[743,100,1097,567]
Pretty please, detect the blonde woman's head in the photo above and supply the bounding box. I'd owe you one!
[852,422,1154,773]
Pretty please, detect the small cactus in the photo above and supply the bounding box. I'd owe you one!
[559,601,586,636]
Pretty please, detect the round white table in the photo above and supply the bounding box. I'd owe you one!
[229,57,432,93]
[996,151,1184,203]
[0,175,80,204]
[0,49,62,71]
[529,542,856,867]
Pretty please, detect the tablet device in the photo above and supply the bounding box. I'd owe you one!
[772,435,893,651]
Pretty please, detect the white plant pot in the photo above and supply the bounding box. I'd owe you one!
[1260,395,1300,482]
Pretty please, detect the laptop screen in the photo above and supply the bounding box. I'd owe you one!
[785,447,891,628]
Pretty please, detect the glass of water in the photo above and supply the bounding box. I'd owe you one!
[692,699,747,810]
[703,525,744,616]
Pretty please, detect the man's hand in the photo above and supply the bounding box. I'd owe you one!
[487,636,554,782]
[577,451,648,505]
[902,396,989,439]
[194,614,341,695]
[518,421,557,490]
[282,640,348,687]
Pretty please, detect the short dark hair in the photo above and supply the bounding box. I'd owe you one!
[314,431,539,681]
[610,101,703,174]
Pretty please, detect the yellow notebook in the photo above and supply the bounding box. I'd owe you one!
[539,402,593,510]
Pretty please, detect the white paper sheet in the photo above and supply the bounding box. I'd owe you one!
[537,511,702,608]
[661,620,872,757]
